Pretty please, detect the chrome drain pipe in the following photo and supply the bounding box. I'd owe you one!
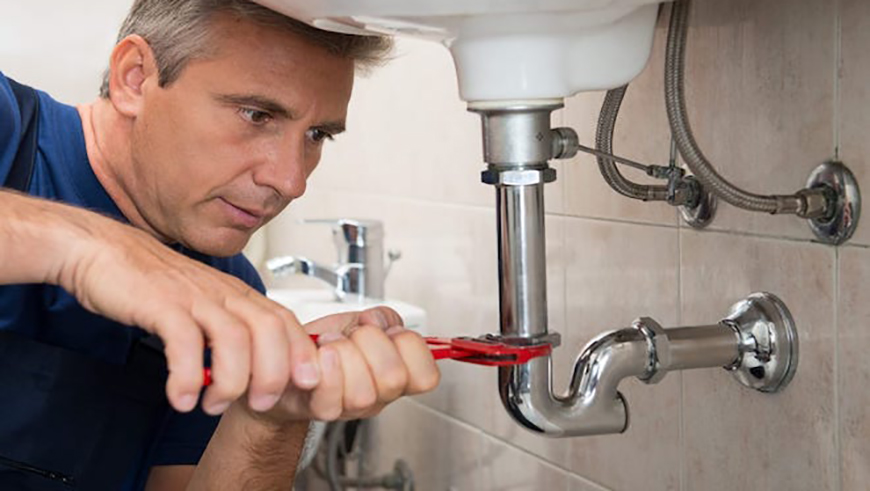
[470,102,799,437]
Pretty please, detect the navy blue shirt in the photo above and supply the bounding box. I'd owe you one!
[0,71,266,489]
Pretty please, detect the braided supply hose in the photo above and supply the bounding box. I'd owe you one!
[664,0,820,216]
[596,85,670,202]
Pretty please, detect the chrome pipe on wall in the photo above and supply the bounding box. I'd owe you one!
[469,102,799,438]
[496,183,549,340]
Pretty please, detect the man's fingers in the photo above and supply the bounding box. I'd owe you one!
[275,307,321,390]
[301,310,360,335]
[389,327,441,395]
[154,309,204,413]
[225,297,291,413]
[193,301,252,415]
[306,346,344,421]
[348,325,409,404]
[316,333,377,413]
[302,306,403,337]
[358,306,403,330]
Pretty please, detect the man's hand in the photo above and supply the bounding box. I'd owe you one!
[240,306,441,424]
[0,191,319,415]
[62,217,322,415]
[157,307,440,491]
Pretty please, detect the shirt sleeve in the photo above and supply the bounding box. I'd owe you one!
[0,71,22,185]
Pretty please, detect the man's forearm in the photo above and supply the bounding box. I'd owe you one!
[0,190,93,285]
[186,403,310,491]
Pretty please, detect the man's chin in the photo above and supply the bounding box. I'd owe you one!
[183,229,251,257]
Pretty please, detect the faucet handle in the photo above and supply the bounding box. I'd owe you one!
[385,249,402,278]
[300,218,384,265]
[297,218,388,300]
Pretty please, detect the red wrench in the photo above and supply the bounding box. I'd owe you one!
[202,333,554,386]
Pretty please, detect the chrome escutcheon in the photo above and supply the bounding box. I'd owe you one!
[806,161,861,245]
[722,292,799,393]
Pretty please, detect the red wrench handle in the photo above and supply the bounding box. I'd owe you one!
[202,334,553,386]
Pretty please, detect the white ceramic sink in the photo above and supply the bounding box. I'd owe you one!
[255,0,669,101]
[267,288,427,334]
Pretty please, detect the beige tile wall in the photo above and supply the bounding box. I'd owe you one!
[267,0,868,489]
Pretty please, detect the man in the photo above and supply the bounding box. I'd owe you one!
[0,0,439,489]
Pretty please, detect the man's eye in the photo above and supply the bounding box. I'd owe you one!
[306,128,334,143]
[239,107,272,125]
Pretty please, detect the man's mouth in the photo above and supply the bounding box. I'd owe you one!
[218,198,267,229]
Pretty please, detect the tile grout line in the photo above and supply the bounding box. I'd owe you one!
[310,187,870,248]
[834,246,842,491]
[833,0,842,161]
[833,3,843,489]
[677,227,686,491]
[406,399,611,491]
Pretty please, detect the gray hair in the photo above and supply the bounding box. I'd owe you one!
[99,0,392,98]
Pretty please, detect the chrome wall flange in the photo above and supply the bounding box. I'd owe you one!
[806,161,861,245]
[679,175,717,229]
[722,292,799,393]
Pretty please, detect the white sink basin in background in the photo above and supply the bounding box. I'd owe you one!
[267,288,427,335]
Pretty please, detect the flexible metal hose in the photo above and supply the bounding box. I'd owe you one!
[664,0,817,215]
[596,86,671,201]
[325,422,344,491]
[324,420,414,490]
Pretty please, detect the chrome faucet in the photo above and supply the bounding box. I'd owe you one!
[267,219,399,303]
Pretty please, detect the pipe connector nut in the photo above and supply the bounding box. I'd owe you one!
[634,317,671,385]
[550,127,580,160]
[481,168,557,186]
[795,187,832,220]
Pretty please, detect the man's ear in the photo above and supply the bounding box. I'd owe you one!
[106,35,158,117]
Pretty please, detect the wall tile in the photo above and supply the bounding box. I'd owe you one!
[681,230,836,491]
[837,247,870,490]
[365,399,486,490]
[839,0,870,245]
[678,0,836,240]
[567,474,611,491]
[309,37,488,208]
[561,218,681,491]
[481,432,605,491]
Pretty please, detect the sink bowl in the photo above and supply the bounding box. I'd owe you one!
[267,288,427,334]
[255,0,669,101]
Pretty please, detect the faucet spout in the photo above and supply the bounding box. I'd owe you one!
[267,256,360,302]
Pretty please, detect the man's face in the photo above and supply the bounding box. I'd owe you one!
[128,14,354,256]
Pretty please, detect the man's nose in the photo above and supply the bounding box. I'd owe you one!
[253,139,309,200]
